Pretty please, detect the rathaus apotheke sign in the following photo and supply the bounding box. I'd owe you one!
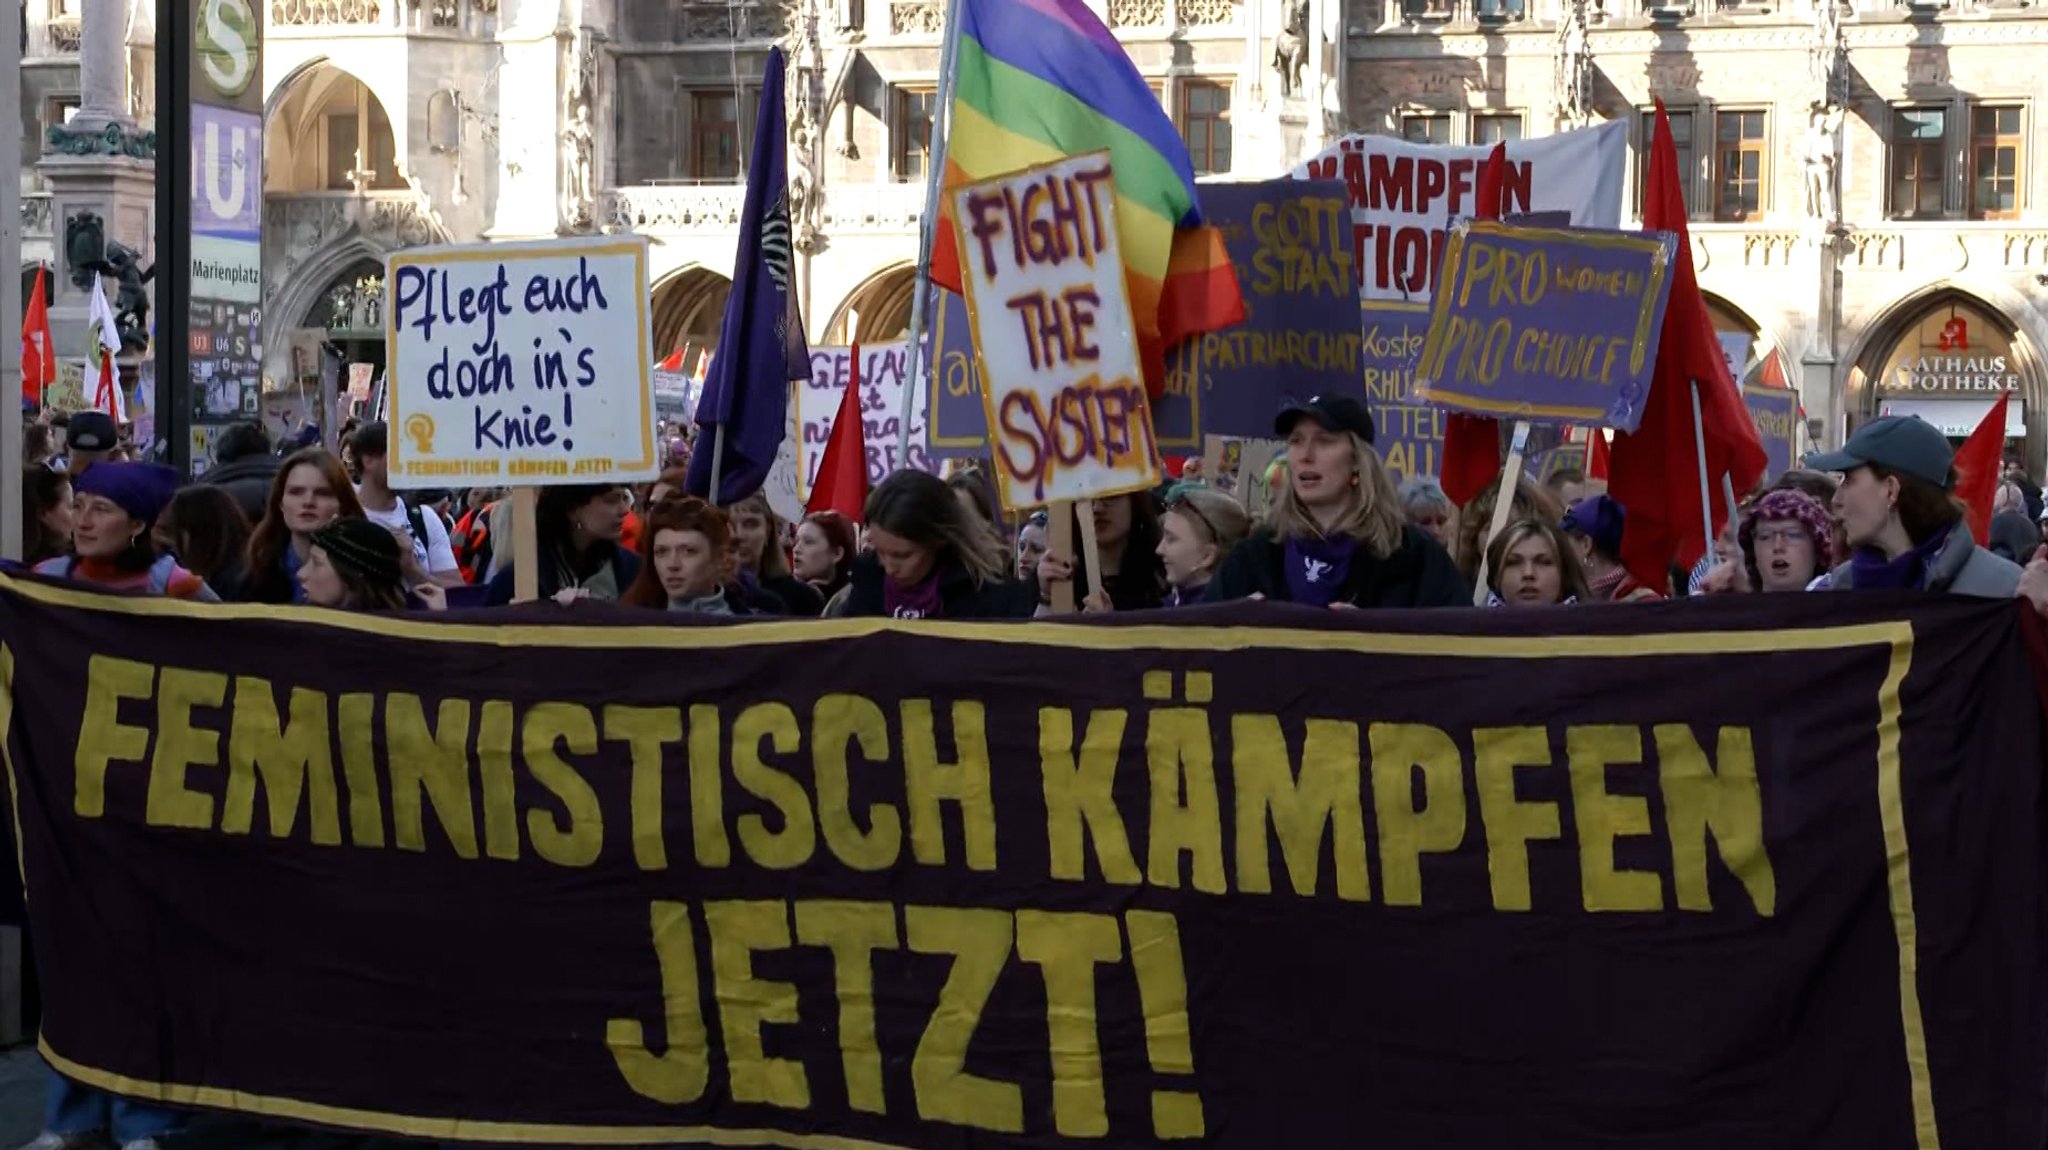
[1880,316,2021,394]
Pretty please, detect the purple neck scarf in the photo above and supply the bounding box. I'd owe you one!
[1166,581,1208,608]
[1849,524,1953,592]
[884,573,945,619]
[1284,534,1357,608]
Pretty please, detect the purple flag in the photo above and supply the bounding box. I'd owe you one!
[687,48,809,503]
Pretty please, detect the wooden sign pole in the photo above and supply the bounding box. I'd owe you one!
[1047,501,1076,614]
[1075,497,1107,608]
[1470,420,1532,607]
[511,487,540,604]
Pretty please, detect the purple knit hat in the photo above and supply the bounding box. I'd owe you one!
[1739,489,1835,569]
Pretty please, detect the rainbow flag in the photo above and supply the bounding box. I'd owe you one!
[927,0,1244,394]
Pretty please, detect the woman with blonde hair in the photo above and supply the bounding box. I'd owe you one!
[1453,474,1566,586]
[1205,397,1467,608]
[1484,519,1590,607]
[1158,485,1251,605]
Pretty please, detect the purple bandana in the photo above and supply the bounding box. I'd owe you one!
[1284,534,1357,608]
[883,573,945,619]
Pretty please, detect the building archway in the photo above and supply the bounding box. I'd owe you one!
[264,59,407,194]
[651,267,734,364]
[1846,287,2044,463]
[1702,292,1792,390]
[823,264,918,345]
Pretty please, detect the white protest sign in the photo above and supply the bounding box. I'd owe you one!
[951,153,1161,509]
[1718,331,1754,386]
[383,235,658,489]
[1295,121,1628,305]
[763,388,804,524]
[796,341,936,500]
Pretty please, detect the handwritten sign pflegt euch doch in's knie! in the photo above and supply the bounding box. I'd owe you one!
[383,235,659,488]
[951,153,1162,508]
[1412,220,1676,434]
[1165,180,1361,439]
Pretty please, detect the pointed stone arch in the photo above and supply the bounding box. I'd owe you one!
[823,263,919,345]
[651,266,736,362]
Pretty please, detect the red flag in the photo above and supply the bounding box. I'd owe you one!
[1954,389,2011,544]
[657,348,685,372]
[20,267,53,406]
[1437,143,1508,506]
[1609,102,1769,589]
[1587,427,1611,480]
[807,343,871,522]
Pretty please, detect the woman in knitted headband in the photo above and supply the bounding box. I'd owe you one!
[1738,488,1835,593]
[299,517,419,611]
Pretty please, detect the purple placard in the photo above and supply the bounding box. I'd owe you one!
[1412,220,1676,433]
[926,287,1198,458]
[191,105,261,241]
[1163,180,1361,439]
[1744,384,1798,483]
[1361,304,1442,482]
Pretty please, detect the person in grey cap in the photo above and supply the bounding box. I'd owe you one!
[1804,414,2021,596]
[1204,395,1468,608]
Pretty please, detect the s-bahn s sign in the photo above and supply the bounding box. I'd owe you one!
[194,0,258,103]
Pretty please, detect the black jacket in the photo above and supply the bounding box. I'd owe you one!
[843,553,1039,620]
[761,573,826,617]
[1202,525,1470,609]
[484,544,641,606]
[198,455,281,525]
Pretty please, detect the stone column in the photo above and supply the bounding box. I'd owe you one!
[1800,236,1844,450]
[72,0,134,133]
[38,0,155,404]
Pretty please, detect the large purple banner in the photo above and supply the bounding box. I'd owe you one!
[1163,181,1361,439]
[1413,221,1675,433]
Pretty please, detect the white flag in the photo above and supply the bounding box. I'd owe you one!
[86,274,128,422]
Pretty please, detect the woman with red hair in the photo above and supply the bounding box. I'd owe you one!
[621,497,757,616]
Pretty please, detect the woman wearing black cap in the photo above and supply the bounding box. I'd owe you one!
[297,518,446,611]
[1806,415,2021,596]
[1205,396,1468,609]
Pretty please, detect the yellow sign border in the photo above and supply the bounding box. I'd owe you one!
[1411,219,1674,427]
[382,236,659,488]
[949,151,1164,511]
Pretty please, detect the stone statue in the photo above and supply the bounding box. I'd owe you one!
[1802,102,1844,225]
[788,111,820,251]
[76,234,154,353]
[1809,0,1844,103]
[1555,0,1592,126]
[1272,0,1311,99]
[563,103,596,229]
[64,211,107,293]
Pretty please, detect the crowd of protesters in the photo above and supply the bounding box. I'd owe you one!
[15,392,2048,1150]
[20,395,2048,636]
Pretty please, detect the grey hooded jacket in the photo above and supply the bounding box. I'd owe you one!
[1819,524,2022,598]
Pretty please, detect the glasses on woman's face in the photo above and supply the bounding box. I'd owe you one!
[1753,525,1811,549]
